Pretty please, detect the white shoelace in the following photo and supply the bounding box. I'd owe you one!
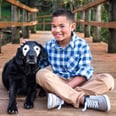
[82,99,99,112]
[57,100,64,110]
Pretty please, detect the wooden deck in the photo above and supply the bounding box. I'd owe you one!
[0,31,116,116]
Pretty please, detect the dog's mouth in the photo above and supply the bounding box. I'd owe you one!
[26,56,37,64]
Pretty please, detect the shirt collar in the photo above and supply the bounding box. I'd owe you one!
[52,32,77,49]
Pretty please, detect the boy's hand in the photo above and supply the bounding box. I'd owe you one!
[20,38,29,46]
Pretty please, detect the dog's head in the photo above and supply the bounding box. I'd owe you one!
[15,41,48,65]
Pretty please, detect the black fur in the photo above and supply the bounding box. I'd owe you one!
[2,41,47,114]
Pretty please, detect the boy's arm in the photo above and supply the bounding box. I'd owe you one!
[67,76,86,88]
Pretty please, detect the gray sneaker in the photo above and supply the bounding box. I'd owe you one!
[47,93,64,110]
[82,95,111,112]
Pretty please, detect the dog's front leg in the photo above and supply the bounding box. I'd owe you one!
[24,84,36,109]
[7,81,18,114]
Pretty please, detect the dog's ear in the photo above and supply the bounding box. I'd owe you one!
[39,44,48,60]
[36,43,48,67]
[15,47,24,65]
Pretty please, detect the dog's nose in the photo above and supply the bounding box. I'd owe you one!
[29,55,35,59]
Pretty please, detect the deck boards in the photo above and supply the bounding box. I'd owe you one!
[0,31,116,116]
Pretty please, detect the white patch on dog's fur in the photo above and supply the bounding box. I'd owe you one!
[34,45,40,56]
[22,45,30,56]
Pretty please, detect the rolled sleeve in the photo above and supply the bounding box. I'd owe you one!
[76,65,93,80]
[75,43,94,80]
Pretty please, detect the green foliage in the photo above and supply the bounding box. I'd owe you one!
[101,28,109,43]
[1,2,11,21]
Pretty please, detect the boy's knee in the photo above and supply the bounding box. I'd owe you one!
[36,68,51,82]
[36,68,45,77]
[36,68,46,83]
[100,73,114,91]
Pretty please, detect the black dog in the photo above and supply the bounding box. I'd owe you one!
[2,41,48,114]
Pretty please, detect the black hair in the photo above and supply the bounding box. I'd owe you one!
[52,8,74,22]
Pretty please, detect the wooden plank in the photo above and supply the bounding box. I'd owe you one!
[0,21,38,28]
[76,20,116,29]
[73,0,108,13]
[5,0,38,12]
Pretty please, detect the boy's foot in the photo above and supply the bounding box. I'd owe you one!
[82,95,111,112]
[47,93,64,110]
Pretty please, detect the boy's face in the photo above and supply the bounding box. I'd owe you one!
[51,16,76,46]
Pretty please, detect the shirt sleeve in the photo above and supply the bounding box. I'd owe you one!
[75,42,94,80]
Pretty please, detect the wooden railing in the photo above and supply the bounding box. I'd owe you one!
[0,21,38,28]
[73,0,116,53]
[0,0,39,53]
[73,0,108,12]
[0,0,38,28]
[73,0,116,29]
[38,15,51,30]
[38,0,116,53]
[6,0,38,12]
[76,20,116,29]
[38,0,116,29]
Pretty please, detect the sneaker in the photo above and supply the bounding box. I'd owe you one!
[82,95,111,112]
[47,93,64,110]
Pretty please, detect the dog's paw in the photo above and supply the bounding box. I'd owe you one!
[7,105,18,114]
[24,102,34,109]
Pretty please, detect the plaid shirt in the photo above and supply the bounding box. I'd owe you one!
[43,32,93,80]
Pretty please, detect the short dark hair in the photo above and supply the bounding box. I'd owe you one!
[52,8,74,22]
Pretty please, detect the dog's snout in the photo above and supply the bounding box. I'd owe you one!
[26,50,37,64]
[29,54,35,59]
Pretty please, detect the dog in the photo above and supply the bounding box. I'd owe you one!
[2,41,48,114]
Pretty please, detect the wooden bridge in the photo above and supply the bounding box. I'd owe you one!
[0,31,116,116]
[0,0,116,115]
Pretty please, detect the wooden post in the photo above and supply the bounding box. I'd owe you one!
[21,9,29,38]
[108,0,116,53]
[74,12,77,31]
[43,17,45,31]
[84,0,91,37]
[11,5,20,44]
[80,11,85,32]
[96,5,102,41]
[84,9,91,37]
[92,5,102,42]
[30,12,37,33]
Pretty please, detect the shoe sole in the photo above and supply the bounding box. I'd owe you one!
[47,93,53,109]
[103,95,111,112]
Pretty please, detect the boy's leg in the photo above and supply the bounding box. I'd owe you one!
[75,73,114,95]
[36,68,114,111]
[74,73,114,112]
[36,68,84,108]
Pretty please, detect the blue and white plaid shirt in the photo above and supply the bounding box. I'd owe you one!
[43,32,93,80]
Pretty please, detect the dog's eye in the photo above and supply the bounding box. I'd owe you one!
[22,45,30,56]
[35,47,39,51]
[34,46,40,56]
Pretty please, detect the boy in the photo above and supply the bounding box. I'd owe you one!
[22,8,114,112]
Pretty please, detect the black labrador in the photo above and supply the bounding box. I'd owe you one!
[2,41,48,114]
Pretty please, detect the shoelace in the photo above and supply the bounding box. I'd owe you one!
[57,100,64,110]
[82,99,99,112]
